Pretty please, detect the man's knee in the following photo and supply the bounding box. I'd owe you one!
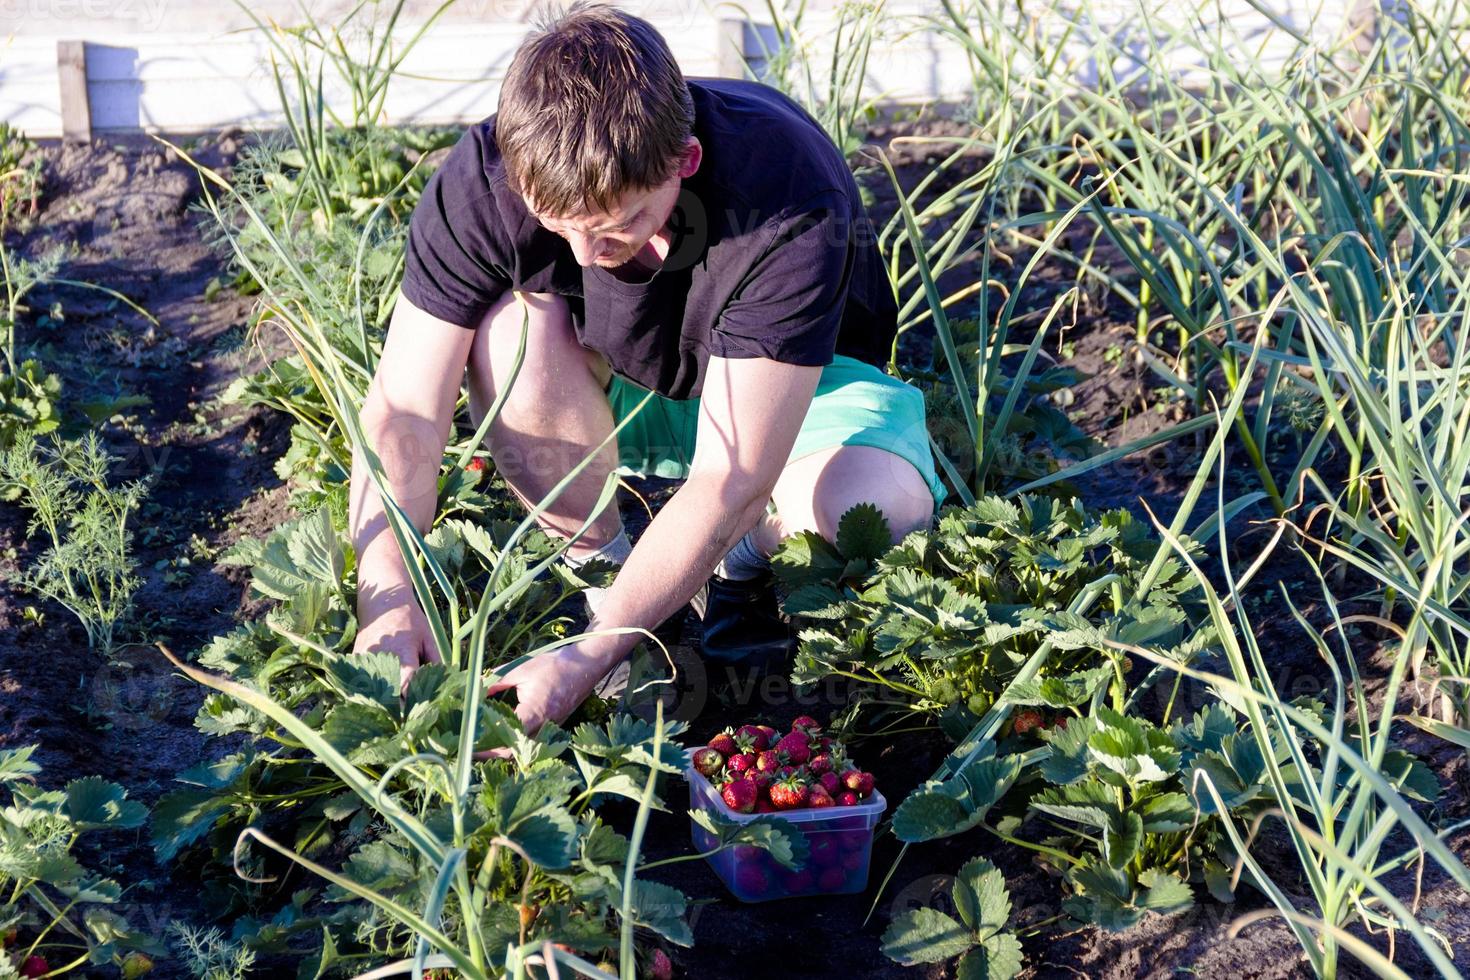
[467,291,607,402]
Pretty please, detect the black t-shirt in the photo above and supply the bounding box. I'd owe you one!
[398,78,898,400]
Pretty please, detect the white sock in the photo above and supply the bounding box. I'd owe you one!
[564,530,632,618]
[713,529,768,581]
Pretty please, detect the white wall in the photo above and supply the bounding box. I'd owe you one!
[0,0,1369,138]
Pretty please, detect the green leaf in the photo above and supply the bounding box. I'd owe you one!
[1103,809,1143,869]
[63,777,147,830]
[771,529,847,588]
[0,745,41,783]
[507,809,579,869]
[627,879,692,947]
[1039,716,1098,784]
[953,857,1010,934]
[286,507,345,587]
[893,789,976,842]
[1137,869,1193,914]
[835,502,892,560]
[687,810,809,868]
[957,933,1024,980]
[1381,749,1439,803]
[881,908,975,965]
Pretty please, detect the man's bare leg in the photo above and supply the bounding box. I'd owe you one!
[465,290,623,559]
[756,445,935,556]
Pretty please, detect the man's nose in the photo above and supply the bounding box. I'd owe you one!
[569,232,602,266]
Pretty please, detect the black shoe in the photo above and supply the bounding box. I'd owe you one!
[695,572,796,669]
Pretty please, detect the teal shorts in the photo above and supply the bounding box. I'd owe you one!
[604,355,947,508]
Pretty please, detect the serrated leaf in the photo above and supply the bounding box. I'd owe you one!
[507,809,579,869]
[63,777,147,830]
[627,879,692,947]
[771,529,847,588]
[0,745,40,783]
[836,502,892,560]
[957,933,1024,980]
[953,857,1009,934]
[893,787,980,843]
[286,507,345,587]
[881,908,974,965]
[1102,809,1142,869]
[1136,869,1193,913]
[1039,716,1098,784]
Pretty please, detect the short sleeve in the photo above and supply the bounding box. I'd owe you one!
[399,124,513,327]
[709,193,855,365]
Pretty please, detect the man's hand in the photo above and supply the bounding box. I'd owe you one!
[485,640,620,736]
[354,599,441,691]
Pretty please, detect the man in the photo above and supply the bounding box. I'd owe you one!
[349,2,944,734]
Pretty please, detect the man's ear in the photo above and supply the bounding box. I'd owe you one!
[677,137,703,179]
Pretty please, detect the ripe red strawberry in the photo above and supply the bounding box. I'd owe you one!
[755,798,777,813]
[836,790,859,806]
[818,866,847,890]
[1054,714,1070,730]
[776,764,797,779]
[736,724,770,750]
[755,749,782,772]
[775,732,811,765]
[1,927,15,947]
[808,752,834,775]
[782,868,815,892]
[692,747,724,778]
[756,724,779,745]
[727,752,756,775]
[769,775,810,810]
[842,769,875,796]
[819,771,841,795]
[791,714,822,732]
[649,948,674,980]
[808,785,834,808]
[721,779,757,813]
[816,735,834,750]
[20,956,49,979]
[466,456,487,475]
[809,837,841,866]
[735,864,769,896]
[707,731,738,756]
[1012,708,1045,736]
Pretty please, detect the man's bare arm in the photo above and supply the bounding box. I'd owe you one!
[487,354,820,727]
[350,294,475,677]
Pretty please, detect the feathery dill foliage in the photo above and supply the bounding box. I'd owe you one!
[0,431,146,656]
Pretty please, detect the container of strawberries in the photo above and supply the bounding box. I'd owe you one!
[685,715,885,903]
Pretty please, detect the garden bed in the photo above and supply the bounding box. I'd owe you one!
[4,125,1468,978]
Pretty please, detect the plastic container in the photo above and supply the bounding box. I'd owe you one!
[685,750,887,903]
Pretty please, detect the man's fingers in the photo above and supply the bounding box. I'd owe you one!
[475,747,514,761]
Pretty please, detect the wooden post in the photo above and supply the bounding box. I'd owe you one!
[57,41,91,143]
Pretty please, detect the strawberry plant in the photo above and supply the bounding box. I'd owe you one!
[880,856,1022,979]
[774,495,1208,739]
[0,746,160,976]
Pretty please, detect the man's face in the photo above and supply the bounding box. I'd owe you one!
[526,140,701,270]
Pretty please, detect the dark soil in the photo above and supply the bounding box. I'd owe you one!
[2,120,1467,980]
[0,132,290,975]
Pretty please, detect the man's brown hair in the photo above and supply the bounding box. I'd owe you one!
[496,2,695,217]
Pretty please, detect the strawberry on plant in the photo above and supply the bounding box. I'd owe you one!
[1012,708,1045,736]
[707,731,738,755]
[775,732,811,764]
[692,747,724,778]
[836,790,859,806]
[466,456,487,479]
[20,956,49,978]
[727,752,756,775]
[721,778,757,813]
[769,774,810,810]
[649,948,674,980]
[791,714,822,732]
